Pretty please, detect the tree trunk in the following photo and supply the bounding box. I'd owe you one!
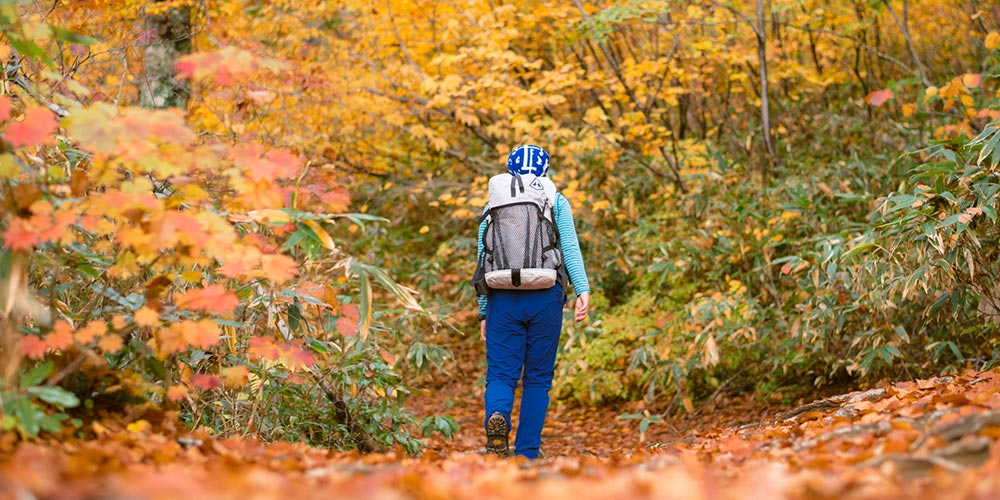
[757,0,778,183]
[139,2,192,109]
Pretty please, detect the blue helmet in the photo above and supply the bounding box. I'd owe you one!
[506,144,550,177]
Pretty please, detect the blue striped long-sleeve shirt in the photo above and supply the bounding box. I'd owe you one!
[477,193,590,317]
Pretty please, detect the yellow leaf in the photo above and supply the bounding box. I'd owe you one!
[180,270,203,284]
[682,397,695,413]
[303,219,336,251]
[92,421,110,437]
[902,103,916,117]
[986,31,1000,50]
[221,366,250,388]
[23,21,51,41]
[127,420,151,433]
[419,226,430,234]
[245,208,291,224]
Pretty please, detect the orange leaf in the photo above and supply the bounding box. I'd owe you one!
[277,342,315,372]
[319,186,351,212]
[0,96,11,122]
[111,315,127,330]
[133,307,160,327]
[336,304,360,337]
[2,217,42,250]
[51,320,76,344]
[341,303,359,322]
[74,320,107,344]
[174,284,239,314]
[221,366,250,388]
[180,319,220,350]
[97,334,123,354]
[963,73,982,89]
[5,106,57,147]
[45,327,73,352]
[866,89,894,107]
[19,335,47,359]
[336,316,358,337]
[259,254,298,283]
[248,336,280,361]
[166,385,189,402]
[153,327,186,358]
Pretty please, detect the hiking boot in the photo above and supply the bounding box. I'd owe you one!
[485,412,509,458]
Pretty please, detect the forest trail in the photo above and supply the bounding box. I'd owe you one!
[5,336,1000,499]
[405,334,784,459]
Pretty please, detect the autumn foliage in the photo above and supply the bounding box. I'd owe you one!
[1,0,1000,497]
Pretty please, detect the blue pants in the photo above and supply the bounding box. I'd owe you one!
[483,285,564,459]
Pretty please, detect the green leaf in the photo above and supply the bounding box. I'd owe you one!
[28,386,80,408]
[938,214,962,228]
[894,326,910,342]
[307,337,329,353]
[983,204,997,222]
[976,130,1000,167]
[13,398,42,436]
[50,25,98,45]
[841,242,876,261]
[19,362,53,388]
[38,414,63,433]
[8,35,53,68]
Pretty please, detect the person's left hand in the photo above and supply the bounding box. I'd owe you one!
[480,319,486,341]
[575,292,590,323]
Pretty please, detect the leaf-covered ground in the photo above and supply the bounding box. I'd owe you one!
[4,363,1000,499]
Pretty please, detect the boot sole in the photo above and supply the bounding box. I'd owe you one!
[485,413,509,457]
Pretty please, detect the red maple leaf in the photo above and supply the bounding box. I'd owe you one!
[5,106,57,147]
[866,89,894,107]
[3,217,41,250]
[190,373,221,391]
[174,59,196,78]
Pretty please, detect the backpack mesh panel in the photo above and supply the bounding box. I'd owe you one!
[483,202,561,274]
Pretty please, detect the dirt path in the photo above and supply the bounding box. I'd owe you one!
[405,332,790,458]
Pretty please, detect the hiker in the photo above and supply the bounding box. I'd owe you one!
[473,144,591,459]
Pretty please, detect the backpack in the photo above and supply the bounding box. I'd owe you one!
[472,173,566,294]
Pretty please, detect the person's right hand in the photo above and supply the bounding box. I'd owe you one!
[575,292,590,323]
[480,319,486,341]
